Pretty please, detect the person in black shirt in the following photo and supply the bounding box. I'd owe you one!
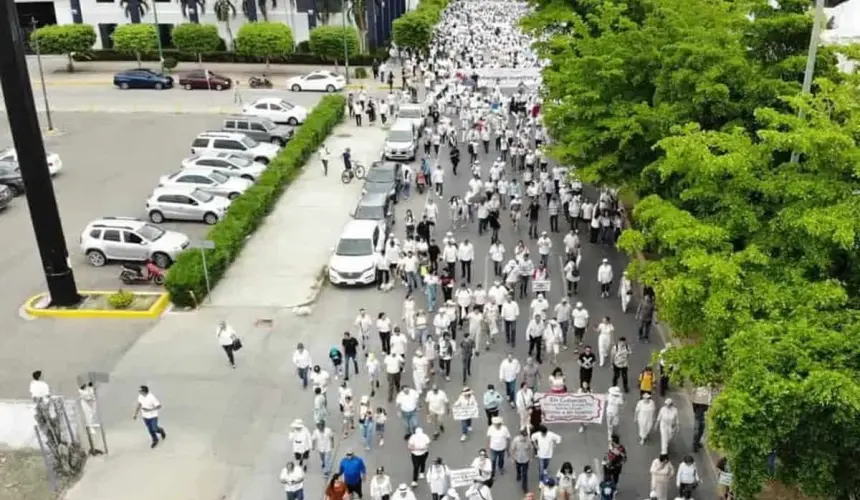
[342,332,360,381]
[417,217,431,243]
[342,148,352,171]
[428,239,441,273]
[578,346,596,387]
[450,147,461,176]
[527,200,541,239]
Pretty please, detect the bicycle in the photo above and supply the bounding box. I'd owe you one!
[340,161,367,184]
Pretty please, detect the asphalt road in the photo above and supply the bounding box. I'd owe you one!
[228,104,719,500]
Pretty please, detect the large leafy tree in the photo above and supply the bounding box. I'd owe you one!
[30,24,97,72]
[234,21,294,67]
[308,25,359,65]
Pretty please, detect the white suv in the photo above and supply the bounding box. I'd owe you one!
[190,132,280,165]
[79,217,190,268]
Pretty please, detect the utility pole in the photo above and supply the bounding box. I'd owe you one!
[790,0,825,164]
[0,1,80,306]
[151,2,165,73]
[342,0,351,84]
[29,18,54,132]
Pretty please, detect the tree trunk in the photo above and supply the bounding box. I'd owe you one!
[225,21,234,50]
[66,52,75,73]
[135,51,142,68]
[198,52,203,66]
[265,55,270,69]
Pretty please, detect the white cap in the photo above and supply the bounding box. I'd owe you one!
[576,302,583,308]
[609,386,622,395]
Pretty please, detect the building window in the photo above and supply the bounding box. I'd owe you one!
[98,23,117,49]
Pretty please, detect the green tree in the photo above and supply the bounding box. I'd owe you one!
[111,23,159,67]
[391,10,434,54]
[177,0,207,22]
[119,0,149,23]
[171,23,221,63]
[30,24,96,72]
[234,22,294,67]
[213,0,238,49]
[308,25,359,66]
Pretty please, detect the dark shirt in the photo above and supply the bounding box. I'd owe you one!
[578,352,596,370]
[460,338,475,358]
[428,243,440,261]
[339,456,366,485]
[342,337,359,357]
[342,151,352,169]
[528,203,540,221]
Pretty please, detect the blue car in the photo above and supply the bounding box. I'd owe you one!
[113,68,173,90]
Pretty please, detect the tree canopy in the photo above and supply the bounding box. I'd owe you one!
[234,21,294,67]
[111,23,158,67]
[171,23,222,61]
[30,24,96,72]
[525,0,860,497]
[308,25,360,64]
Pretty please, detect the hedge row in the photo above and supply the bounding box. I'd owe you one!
[73,49,383,66]
[164,94,347,307]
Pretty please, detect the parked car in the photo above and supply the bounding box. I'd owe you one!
[383,120,418,161]
[286,71,346,92]
[181,152,267,181]
[158,167,252,200]
[0,185,12,210]
[328,219,386,286]
[79,217,189,268]
[190,132,280,164]
[177,69,231,91]
[0,147,63,175]
[352,192,394,235]
[396,104,426,134]
[243,98,308,125]
[145,186,231,225]
[0,161,26,195]
[220,115,294,146]
[113,69,173,90]
[362,161,402,202]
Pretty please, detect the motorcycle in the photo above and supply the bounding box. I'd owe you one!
[119,261,165,285]
[248,75,273,89]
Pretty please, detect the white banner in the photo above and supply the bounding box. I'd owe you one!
[452,400,480,420]
[474,68,542,88]
[533,280,551,293]
[449,467,480,488]
[535,392,607,424]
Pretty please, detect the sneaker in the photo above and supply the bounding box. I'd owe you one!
[411,481,418,487]
[460,434,467,442]
[379,439,384,447]
[419,473,425,479]
[578,426,584,433]
[150,440,159,449]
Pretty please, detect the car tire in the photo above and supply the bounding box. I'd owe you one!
[255,157,270,165]
[287,117,299,126]
[272,137,285,146]
[149,210,165,224]
[291,84,301,92]
[86,250,107,267]
[228,192,241,200]
[155,82,163,90]
[241,174,255,181]
[183,83,192,90]
[326,84,336,93]
[152,252,172,269]
[119,82,129,90]
[215,84,223,91]
[7,184,20,196]
[203,212,219,225]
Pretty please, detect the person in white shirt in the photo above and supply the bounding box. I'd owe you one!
[544,319,563,365]
[432,166,445,196]
[488,280,507,310]
[426,457,451,499]
[292,343,313,389]
[597,258,614,298]
[29,370,50,402]
[366,353,380,398]
[618,271,633,313]
[676,456,700,498]
[657,398,680,454]
[396,386,421,437]
[412,350,431,394]
[530,293,549,319]
[458,239,475,283]
[394,483,419,500]
[390,328,409,357]
[486,416,512,475]
[536,232,552,267]
[465,479,493,500]
[312,421,335,476]
[501,295,520,347]
[378,312,394,355]
[310,365,331,397]
[554,298,573,349]
[455,283,474,327]
[606,386,625,440]
[133,385,166,448]
[635,393,657,445]
[443,241,459,277]
[355,309,373,353]
[574,465,600,500]
[289,419,313,470]
[471,448,494,483]
[216,320,239,368]
[595,317,615,367]
[370,467,393,500]
[407,428,431,486]
[279,461,305,500]
[425,385,449,439]
[531,426,562,481]
[526,314,545,364]
[384,353,404,402]
[498,353,521,405]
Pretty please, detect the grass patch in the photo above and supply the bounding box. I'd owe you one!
[0,450,64,500]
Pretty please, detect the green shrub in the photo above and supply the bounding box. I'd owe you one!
[111,23,159,67]
[234,22,294,66]
[354,67,369,79]
[162,57,178,70]
[164,94,347,307]
[73,49,379,66]
[107,290,135,309]
[295,40,311,53]
[30,24,97,72]
[171,23,222,62]
[309,25,360,64]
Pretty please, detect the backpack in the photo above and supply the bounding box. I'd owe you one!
[329,347,342,362]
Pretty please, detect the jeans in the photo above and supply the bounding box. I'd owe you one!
[318,451,332,476]
[505,380,516,403]
[460,418,472,435]
[297,367,309,388]
[558,321,569,345]
[360,421,374,450]
[515,462,529,493]
[693,404,709,449]
[537,458,550,482]
[407,271,422,292]
[286,490,305,500]
[491,449,505,473]
[143,416,164,444]
[504,320,516,346]
[402,410,418,436]
[426,285,438,312]
[344,355,359,380]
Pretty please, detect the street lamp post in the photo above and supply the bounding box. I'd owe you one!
[790,0,825,164]
[342,0,351,84]
[151,1,165,73]
[29,18,54,132]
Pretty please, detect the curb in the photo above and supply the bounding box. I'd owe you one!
[286,265,329,310]
[23,291,171,319]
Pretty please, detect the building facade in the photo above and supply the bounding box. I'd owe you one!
[16,0,412,51]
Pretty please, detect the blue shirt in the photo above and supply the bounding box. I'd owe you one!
[339,456,366,485]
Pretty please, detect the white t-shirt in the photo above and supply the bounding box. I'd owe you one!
[29,380,50,400]
[396,390,420,412]
[137,393,160,419]
[571,308,589,328]
[425,390,449,415]
[531,431,561,459]
[312,427,334,452]
[391,334,408,356]
[407,431,431,455]
[384,355,403,374]
[280,467,304,492]
[486,425,511,451]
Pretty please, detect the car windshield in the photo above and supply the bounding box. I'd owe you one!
[399,108,422,119]
[355,204,385,220]
[191,189,215,203]
[208,171,229,183]
[279,100,294,110]
[260,118,277,130]
[229,155,252,167]
[366,168,395,183]
[335,238,374,256]
[138,224,165,242]
[388,130,413,143]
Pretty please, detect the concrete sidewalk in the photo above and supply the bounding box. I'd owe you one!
[208,121,387,309]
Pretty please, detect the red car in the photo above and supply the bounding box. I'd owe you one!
[177,70,232,91]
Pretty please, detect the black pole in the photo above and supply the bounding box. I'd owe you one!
[0,1,80,306]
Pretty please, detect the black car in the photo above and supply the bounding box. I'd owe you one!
[0,161,25,195]
[362,161,402,202]
[352,192,394,233]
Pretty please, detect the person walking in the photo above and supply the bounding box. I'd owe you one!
[676,456,700,498]
[378,312,393,354]
[427,457,451,500]
[133,385,166,448]
[394,484,418,500]
[289,419,313,470]
[292,343,313,389]
[407,428,431,486]
[649,454,674,500]
[656,399,680,454]
[597,259,614,298]
[280,462,305,500]
[577,346,596,388]
[326,473,349,500]
[384,352,403,402]
[510,428,532,493]
[634,393,656,445]
[499,353,521,405]
[603,434,627,486]
[455,387,477,442]
[531,425,561,482]
[610,337,631,392]
[595,317,614,367]
[515,382,534,431]
[216,320,240,368]
[605,386,624,440]
[460,332,476,384]
[618,271,632,313]
[487,416,511,475]
[370,467,393,500]
[425,385,449,439]
[396,386,421,438]
[501,296,520,347]
[636,294,656,342]
[312,421,335,477]
[342,332,360,381]
[339,450,367,499]
[571,303,589,347]
[574,465,599,500]
[483,384,503,425]
[319,144,331,176]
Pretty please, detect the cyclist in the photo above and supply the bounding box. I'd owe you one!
[342,147,353,173]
